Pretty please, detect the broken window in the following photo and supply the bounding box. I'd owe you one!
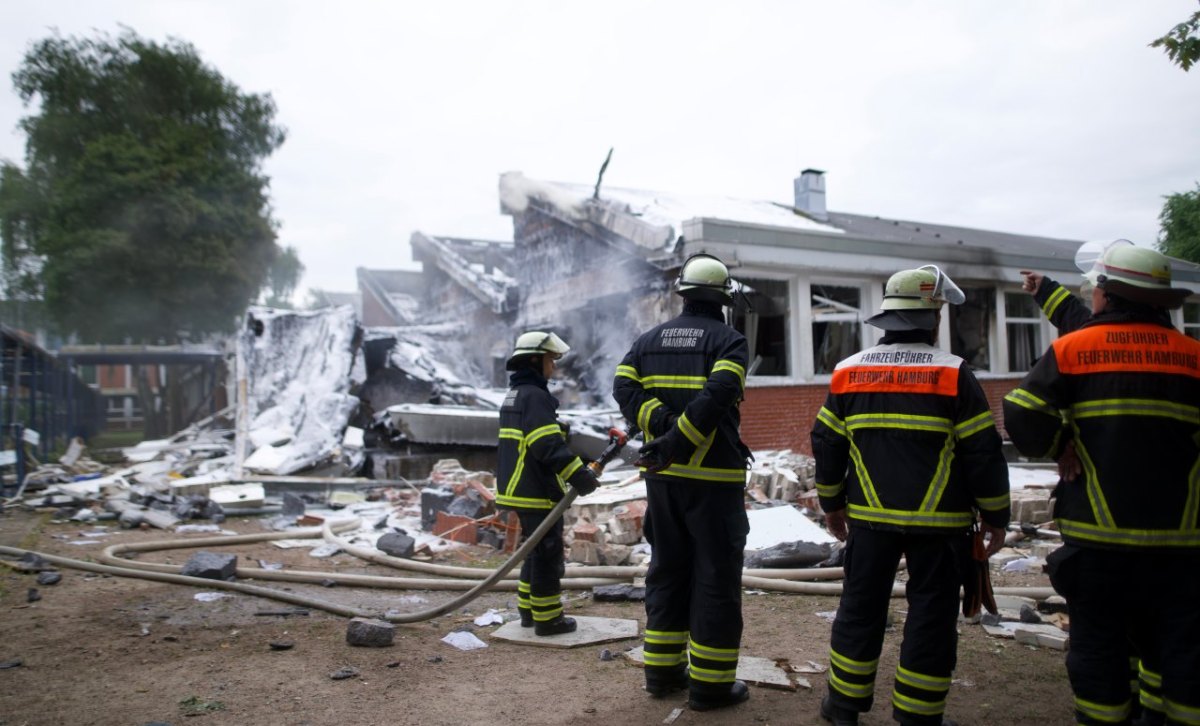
[732,278,789,376]
[1005,292,1043,371]
[812,284,862,375]
[950,287,993,371]
[1184,301,1200,341]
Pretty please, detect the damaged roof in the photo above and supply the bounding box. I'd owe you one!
[409,232,518,314]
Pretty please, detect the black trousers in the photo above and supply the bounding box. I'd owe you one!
[1047,545,1200,726]
[642,476,748,694]
[516,511,566,623]
[827,526,966,726]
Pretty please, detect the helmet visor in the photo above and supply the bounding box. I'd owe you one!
[917,265,965,305]
[1075,239,1134,280]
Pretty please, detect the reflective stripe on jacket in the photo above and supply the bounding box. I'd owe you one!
[1003,315,1200,550]
[496,372,586,511]
[613,307,750,484]
[812,341,1010,533]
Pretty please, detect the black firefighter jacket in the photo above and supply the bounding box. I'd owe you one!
[1033,276,1091,335]
[613,305,750,484]
[812,334,1010,533]
[495,369,589,511]
[1003,311,1200,551]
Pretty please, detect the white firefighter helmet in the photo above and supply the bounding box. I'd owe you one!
[505,331,570,370]
[675,253,734,305]
[867,265,965,330]
[1077,239,1191,309]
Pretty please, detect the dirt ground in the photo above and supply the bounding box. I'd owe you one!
[0,509,1074,726]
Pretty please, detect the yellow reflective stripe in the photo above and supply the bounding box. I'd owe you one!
[1074,695,1132,723]
[499,428,523,439]
[533,608,563,622]
[1005,388,1058,418]
[1056,519,1200,547]
[643,652,685,666]
[955,410,995,439]
[816,481,844,498]
[712,359,746,387]
[645,630,688,644]
[895,665,951,691]
[845,413,954,434]
[1166,698,1200,725]
[559,457,582,481]
[654,464,747,483]
[975,493,1011,511]
[892,690,945,716]
[637,398,663,434]
[1073,427,1116,528]
[848,504,974,529]
[918,434,956,513]
[1042,286,1070,319]
[1185,456,1200,541]
[847,441,884,510]
[829,672,875,699]
[526,423,564,445]
[1142,694,1165,711]
[689,665,736,683]
[678,413,706,446]
[1138,663,1162,688]
[689,640,738,662]
[615,364,640,381]
[817,406,847,437]
[517,580,531,593]
[1071,398,1200,425]
[641,375,706,389]
[829,649,877,676]
[686,429,716,468]
[495,494,554,509]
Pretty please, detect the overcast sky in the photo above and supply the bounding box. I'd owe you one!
[2,1,1198,297]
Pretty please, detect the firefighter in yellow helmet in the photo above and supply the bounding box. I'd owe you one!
[495,331,598,636]
[1005,244,1198,726]
[613,253,753,711]
[813,265,1010,726]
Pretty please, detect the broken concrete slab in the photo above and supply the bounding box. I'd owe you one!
[593,584,646,602]
[745,505,837,552]
[376,532,416,558]
[490,615,639,649]
[624,647,797,691]
[209,483,265,509]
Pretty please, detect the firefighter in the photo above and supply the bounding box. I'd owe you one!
[812,265,1010,726]
[612,253,752,711]
[495,330,599,636]
[1003,244,1199,726]
[1021,240,1164,724]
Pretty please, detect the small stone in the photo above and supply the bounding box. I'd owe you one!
[427,655,443,663]
[269,641,295,651]
[1038,595,1068,614]
[17,552,51,572]
[27,588,41,603]
[346,617,395,647]
[330,667,359,680]
[1019,604,1043,624]
[980,612,1003,627]
[163,635,179,642]
[180,552,237,581]
[37,572,62,586]
[376,532,416,559]
[320,579,337,588]
[0,659,23,669]
[386,660,401,668]
[599,648,614,661]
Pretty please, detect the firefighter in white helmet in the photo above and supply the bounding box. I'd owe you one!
[495,331,598,636]
[813,265,1010,726]
[613,253,753,711]
[1005,244,1198,726]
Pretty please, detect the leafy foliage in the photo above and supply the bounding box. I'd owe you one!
[262,244,305,308]
[1158,183,1200,264]
[1150,4,1200,71]
[0,29,286,341]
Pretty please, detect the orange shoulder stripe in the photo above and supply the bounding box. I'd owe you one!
[1053,323,1200,377]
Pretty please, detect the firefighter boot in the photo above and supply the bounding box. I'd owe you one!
[820,694,859,726]
[688,679,749,711]
[534,615,577,636]
[644,665,689,698]
[519,607,533,628]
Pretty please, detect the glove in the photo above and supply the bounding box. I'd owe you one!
[570,467,599,497]
[634,428,686,473]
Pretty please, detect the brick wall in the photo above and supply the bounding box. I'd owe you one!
[741,374,1025,454]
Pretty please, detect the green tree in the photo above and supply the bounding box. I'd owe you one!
[1150,4,1200,71]
[0,29,286,342]
[1159,183,1200,264]
[262,244,304,308]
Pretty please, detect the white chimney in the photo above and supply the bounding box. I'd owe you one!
[794,169,827,221]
